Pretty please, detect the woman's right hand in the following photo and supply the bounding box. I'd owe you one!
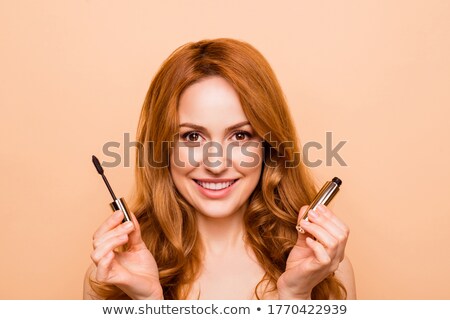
[90,209,163,300]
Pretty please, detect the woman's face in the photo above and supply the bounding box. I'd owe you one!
[169,76,263,219]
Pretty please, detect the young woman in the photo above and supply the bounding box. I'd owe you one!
[83,38,356,300]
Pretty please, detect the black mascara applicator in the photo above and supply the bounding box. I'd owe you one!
[92,155,131,223]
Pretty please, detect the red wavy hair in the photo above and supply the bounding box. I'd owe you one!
[90,38,346,299]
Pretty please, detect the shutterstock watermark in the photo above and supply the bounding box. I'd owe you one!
[101,132,348,168]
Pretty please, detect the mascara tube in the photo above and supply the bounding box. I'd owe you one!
[110,198,132,223]
[296,177,342,233]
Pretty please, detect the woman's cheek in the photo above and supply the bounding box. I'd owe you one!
[233,143,263,171]
[172,144,202,169]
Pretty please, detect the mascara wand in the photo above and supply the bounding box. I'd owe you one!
[92,155,132,223]
[92,155,117,201]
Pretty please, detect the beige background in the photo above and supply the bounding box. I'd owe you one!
[1,0,449,299]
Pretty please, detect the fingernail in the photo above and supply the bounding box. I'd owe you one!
[308,210,318,219]
[123,222,133,229]
[301,219,310,225]
[317,204,326,213]
[114,210,122,217]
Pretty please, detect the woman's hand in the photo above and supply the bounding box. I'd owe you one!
[90,210,163,300]
[277,204,350,299]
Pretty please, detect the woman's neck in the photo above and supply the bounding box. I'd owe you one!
[196,204,247,256]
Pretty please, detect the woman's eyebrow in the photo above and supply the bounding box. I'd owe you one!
[179,121,250,132]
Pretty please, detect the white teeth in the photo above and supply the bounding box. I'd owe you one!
[196,180,235,190]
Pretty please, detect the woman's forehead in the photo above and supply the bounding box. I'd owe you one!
[177,76,249,129]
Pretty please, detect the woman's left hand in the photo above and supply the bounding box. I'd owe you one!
[277,204,350,299]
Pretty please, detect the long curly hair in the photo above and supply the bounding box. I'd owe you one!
[90,38,346,299]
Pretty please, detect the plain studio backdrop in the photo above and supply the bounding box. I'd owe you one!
[1,0,449,299]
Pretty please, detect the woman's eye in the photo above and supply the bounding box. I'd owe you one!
[181,130,252,142]
[183,132,202,142]
[233,131,252,141]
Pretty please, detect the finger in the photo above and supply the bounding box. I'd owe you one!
[316,204,350,235]
[299,218,339,259]
[126,211,146,251]
[95,251,115,283]
[96,251,132,286]
[93,210,126,241]
[91,233,129,265]
[296,205,309,225]
[314,205,349,261]
[93,220,135,250]
[295,205,311,235]
[96,251,129,285]
[305,237,331,266]
[307,208,349,246]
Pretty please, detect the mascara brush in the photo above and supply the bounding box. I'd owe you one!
[92,155,131,223]
[92,155,117,201]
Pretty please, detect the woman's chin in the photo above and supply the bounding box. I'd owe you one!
[194,202,244,220]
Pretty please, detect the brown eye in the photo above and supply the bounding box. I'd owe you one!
[234,130,252,141]
[183,132,201,142]
[236,132,245,140]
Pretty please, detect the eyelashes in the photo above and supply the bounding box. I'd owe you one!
[181,131,200,142]
[181,130,253,143]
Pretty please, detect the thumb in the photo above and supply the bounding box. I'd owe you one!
[296,205,316,239]
[126,211,146,250]
[296,205,309,225]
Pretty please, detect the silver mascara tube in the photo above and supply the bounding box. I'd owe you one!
[296,177,342,233]
[110,198,132,223]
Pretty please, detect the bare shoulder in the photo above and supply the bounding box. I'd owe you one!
[83,263,102,300]
[334,255,357,299]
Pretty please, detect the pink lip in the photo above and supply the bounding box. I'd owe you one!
[193,179,239,199]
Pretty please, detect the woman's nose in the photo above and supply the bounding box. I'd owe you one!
[202,141,230,174]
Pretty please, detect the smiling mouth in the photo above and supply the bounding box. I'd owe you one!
[193,179,239,191]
